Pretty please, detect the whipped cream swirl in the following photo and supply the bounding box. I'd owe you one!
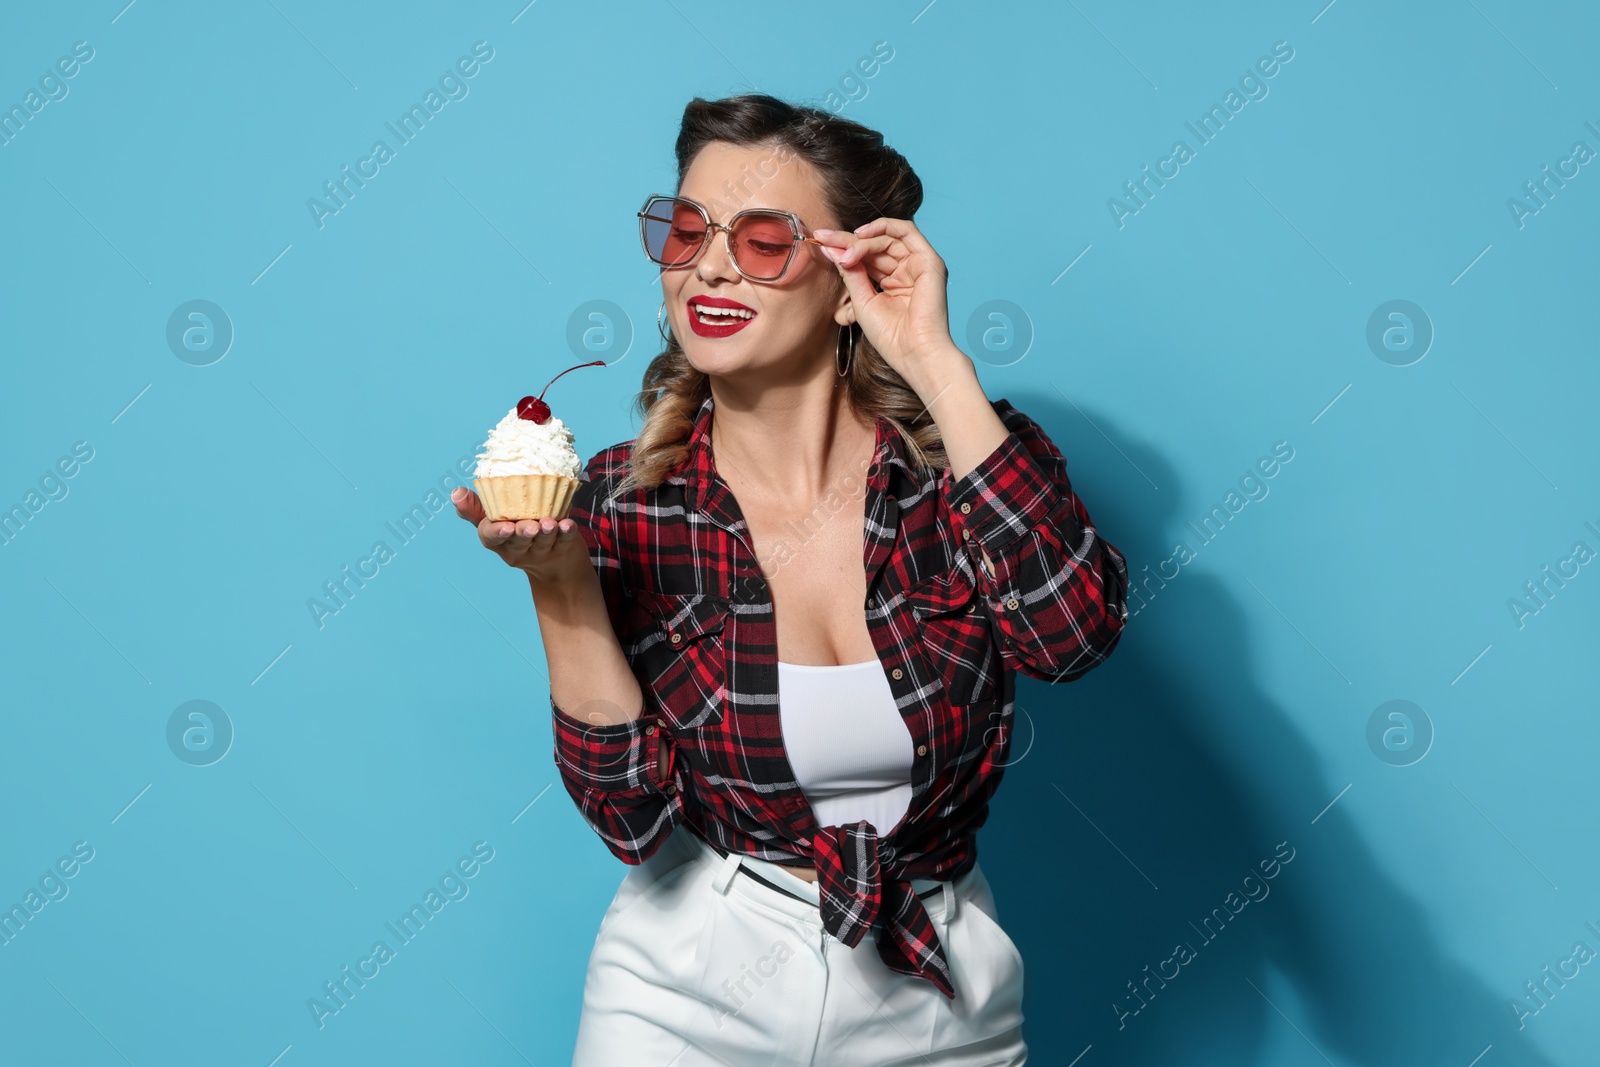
[473,406,581,478]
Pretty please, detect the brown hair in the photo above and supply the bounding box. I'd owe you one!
[615,92,946,496]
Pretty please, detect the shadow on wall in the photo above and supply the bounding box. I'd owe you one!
[977,397,1556,1067]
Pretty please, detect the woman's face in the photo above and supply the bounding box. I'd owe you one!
[660,141,850,382]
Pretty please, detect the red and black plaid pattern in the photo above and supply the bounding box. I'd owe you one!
[549,391,1129,999]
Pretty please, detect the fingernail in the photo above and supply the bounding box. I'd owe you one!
[813,228,835,237]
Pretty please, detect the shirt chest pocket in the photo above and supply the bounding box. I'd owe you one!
[624,588,731,732]
[907,569,999,706]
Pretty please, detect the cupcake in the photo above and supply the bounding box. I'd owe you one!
[471,361,605,522]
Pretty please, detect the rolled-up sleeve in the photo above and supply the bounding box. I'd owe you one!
[551,704,683,863]
[940,399,1130,682]
[549,450,684,863]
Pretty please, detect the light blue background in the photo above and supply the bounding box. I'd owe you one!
[3,1,1597,1063]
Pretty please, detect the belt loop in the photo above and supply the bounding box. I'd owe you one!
[711,849,742,896]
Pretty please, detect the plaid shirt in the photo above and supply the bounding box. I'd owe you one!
[550,391,1129,1000]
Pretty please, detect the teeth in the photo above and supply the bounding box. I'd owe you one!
[693,305,754,321]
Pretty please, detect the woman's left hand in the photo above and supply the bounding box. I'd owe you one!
[813,218,962,388]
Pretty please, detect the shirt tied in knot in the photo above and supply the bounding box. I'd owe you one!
[811,821,955,1000]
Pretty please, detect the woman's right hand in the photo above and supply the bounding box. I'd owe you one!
[450,486,595,589]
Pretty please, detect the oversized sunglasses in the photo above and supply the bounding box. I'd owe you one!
[637,194,823,282]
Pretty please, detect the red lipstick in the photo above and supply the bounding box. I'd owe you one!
[686,295,757,338]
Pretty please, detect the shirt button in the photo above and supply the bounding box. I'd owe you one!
[670,632,683,645]
[663,781,677,794]
[891,668,904,680]
[966,603,977,614]
[644,723,656,735]
[916,744,928,757]
[962,528,972,541]
[959,502,971,514]
[1006,597,1020,610]
[866,596,876,607]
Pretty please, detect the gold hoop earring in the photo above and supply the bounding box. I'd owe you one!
[836,323,855,377]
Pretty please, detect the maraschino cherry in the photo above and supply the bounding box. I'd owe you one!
[517,360,606,423]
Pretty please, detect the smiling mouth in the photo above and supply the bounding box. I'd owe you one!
[691,304,756,325]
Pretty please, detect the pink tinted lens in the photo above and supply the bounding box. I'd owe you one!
[731,213,797,278]
[642,199,706,266]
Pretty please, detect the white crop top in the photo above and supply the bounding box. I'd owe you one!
[778,659,915,834]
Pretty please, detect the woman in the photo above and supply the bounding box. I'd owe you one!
[452,93,1129,1065]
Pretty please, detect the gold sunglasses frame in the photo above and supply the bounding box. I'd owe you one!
[636,194,825,282]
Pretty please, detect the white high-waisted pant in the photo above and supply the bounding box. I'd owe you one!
[571,826,1028,1066]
